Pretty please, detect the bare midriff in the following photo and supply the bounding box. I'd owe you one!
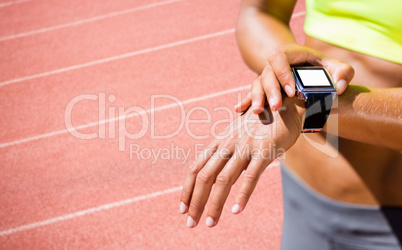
[284,35,402,206]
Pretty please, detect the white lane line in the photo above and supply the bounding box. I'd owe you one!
[0,85,249,149]
[0,10,306,88]
[0,186,182,237]
[0,0,182,42]
[0,11,305,87]
[0,10,306,237]
[0,29,235,87]
[0,0,30,9]
[0,11,305,147]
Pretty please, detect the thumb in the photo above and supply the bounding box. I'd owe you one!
[324,59,355,95]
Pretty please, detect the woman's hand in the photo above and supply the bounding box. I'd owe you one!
[180,97,305,228]
[234,44,355,114]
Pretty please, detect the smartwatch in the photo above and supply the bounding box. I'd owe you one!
[291,66,337,133]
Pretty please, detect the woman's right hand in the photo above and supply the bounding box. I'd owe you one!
[234,44,355,114]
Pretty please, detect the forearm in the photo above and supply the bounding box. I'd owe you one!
[325,86,402,150]
[236,1,297,74]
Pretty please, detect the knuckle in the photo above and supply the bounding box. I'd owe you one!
[267,49,282,61]
[215,173,232,186]
[196,169,212,184]
[208,202,221,212]
[259,71,273,87]
[219,139,232,151]
[276,69,291,83]
[208,146,218,157]
[332,60,355,81]
[188,161,199,175]
[189,201,202,211]
[252,77,261,87]
[216,149,231,160]
[181,188,192,199]
[267,53,275,63]
[345,64,355,79]
[277,45,288,52]
[238,190,251,201]
[243,171,259,182]
[259,74,270,88]
[202,147,215,160]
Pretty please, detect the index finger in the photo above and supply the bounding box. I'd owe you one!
[267,49,296,98]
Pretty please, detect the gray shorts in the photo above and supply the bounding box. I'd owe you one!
[280,162,402,250]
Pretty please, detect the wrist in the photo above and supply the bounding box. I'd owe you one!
[282,96,306,118]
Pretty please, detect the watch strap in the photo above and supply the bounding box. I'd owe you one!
[302,93,333,133]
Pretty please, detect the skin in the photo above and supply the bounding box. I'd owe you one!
[180,0,402,228]
[181,97,306,227]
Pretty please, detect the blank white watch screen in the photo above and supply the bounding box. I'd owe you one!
[297,69,331,86]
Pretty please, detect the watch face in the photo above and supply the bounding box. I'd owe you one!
[293,67,335,89]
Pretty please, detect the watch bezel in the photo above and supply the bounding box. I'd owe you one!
[292,66,337,94]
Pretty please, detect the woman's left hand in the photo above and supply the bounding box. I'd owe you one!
[180,97,305,228]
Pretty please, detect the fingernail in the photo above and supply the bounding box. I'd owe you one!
[269,97,277,111]
[284,85,294,97]
[187,216,196,228]
[234,104,239,110]
[336,79,347,93]
[180,202,188,214]
[231,204,240,214]
[206,217,215,227]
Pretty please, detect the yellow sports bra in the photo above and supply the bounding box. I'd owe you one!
[304,0,402,64]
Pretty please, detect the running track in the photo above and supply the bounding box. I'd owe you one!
[0,0,305,249]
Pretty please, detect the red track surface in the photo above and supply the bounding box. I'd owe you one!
[0,0,305,249]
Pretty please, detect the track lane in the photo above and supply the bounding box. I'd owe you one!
[0,0,240,82]
[0,34,253,144]
[1,0,306,248]
[0,90,250,230]
[0,167,282,249]
[0,0,165,37]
